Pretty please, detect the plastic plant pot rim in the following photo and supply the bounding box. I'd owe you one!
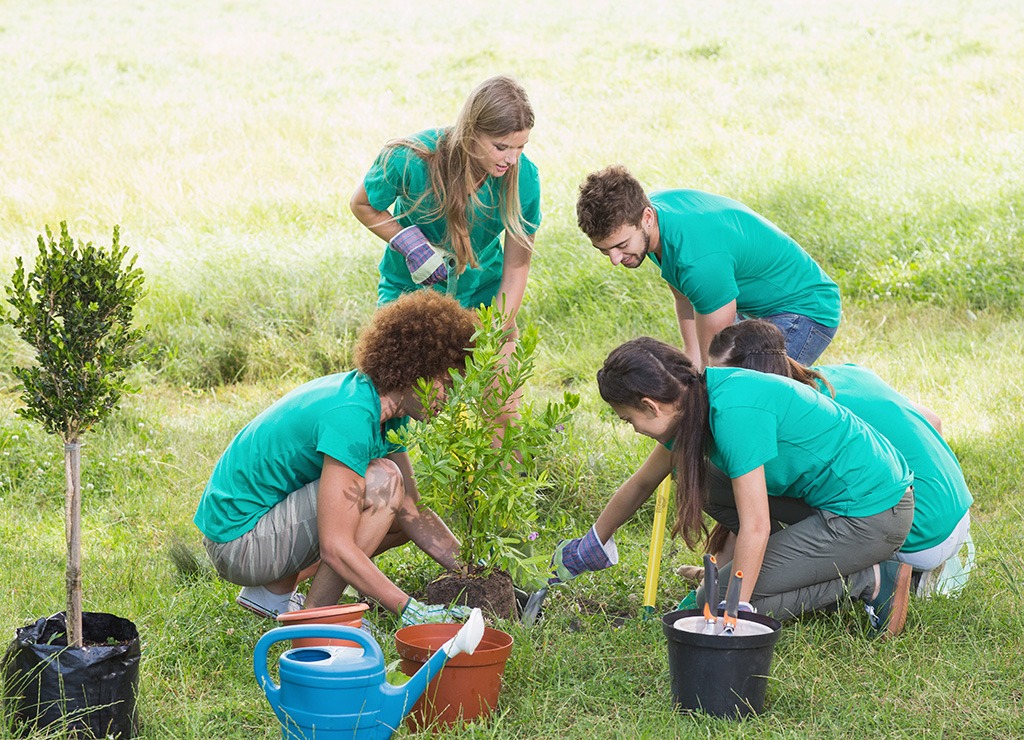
[276,602,370,624]
[395,623,513,667]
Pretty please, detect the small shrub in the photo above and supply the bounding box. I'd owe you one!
[393,305,578,586]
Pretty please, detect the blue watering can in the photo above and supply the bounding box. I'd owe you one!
[253,608,485,740]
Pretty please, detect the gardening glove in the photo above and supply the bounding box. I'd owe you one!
[717,600,756,614]
[401,597,472,627]
[548,525,618,585]
[389,225,454,286]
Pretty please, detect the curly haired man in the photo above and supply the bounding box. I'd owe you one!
[195,291,478,626]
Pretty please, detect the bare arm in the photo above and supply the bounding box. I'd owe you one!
[671,287,701,368]
[911,401,943,436]
[594,444,674,543]
[350,183,403,243]
[694,300,738,369]
[388,451,461,571]
[483,232,535,430]
[728,466,772,604]
[494,232,534,331]
[315,455,409,613]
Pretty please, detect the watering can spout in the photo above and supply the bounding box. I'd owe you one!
[380,608,485,729]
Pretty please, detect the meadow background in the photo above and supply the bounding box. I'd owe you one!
[2,0,1023,737]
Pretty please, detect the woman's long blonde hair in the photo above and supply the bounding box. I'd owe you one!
[384,76,536,272]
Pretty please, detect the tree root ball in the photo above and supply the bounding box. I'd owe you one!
[425,567,516,620]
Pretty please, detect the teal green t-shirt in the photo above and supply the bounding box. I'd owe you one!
[649,190,841,327]
[815,364,972,552]
[705,367,911,517]
[194,371,407,543]
[363,128,542,309]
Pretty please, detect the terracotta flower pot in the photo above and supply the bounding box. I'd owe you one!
[275,603,370,648]
[395,622,513,731]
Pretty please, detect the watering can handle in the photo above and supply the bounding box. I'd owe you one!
[253,625,384,708]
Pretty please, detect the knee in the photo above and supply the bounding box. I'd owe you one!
[364,458,405,511]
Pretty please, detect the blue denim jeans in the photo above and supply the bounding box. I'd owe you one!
[760,313,838,365]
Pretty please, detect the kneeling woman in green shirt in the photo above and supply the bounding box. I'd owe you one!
[706,319,973,596]
[547,337,915,637]
[194,291,477,626]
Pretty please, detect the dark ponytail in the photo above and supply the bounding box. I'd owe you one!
[597,337,710,549]
[708,320,834,396]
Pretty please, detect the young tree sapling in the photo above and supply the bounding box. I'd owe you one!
[392,305,578,592]
[3,222,146,648]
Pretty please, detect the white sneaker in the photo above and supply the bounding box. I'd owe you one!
[287,591,306,612]
[236,585,298,619]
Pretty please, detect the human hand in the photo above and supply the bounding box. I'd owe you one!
[675,564,705,585]
[401,597,472,626]
[548,525,617,585]
[389,226,453,286]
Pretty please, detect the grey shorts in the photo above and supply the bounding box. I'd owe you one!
[203,480,321,586]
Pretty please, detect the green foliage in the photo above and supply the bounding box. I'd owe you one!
[137,248,378,388]
[1,2,1023,735]
[393,305,579,586]
[3,222,147,442]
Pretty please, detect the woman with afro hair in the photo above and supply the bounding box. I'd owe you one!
[195,291,478,625]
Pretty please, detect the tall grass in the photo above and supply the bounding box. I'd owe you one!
[2,0,1024,737]
[3,0,1022,384]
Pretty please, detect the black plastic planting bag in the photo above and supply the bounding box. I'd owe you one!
[2,611,141,738]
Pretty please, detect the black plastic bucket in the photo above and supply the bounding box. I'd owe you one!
[662,608,782,719]
[2,611,141,738]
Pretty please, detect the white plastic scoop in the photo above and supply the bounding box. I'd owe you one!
[438,608,485,658]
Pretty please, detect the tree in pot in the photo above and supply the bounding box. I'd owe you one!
[392,305,578,619]
[1,223,146,739]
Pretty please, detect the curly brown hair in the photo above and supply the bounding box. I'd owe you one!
[576,165,652,241]
[355,291,477,396]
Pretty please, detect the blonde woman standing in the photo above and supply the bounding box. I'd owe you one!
[351,75,540,335]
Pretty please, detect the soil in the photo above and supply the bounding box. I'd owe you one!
[425,566,516,620]
[30,628,132,648]
[29,612,139,647]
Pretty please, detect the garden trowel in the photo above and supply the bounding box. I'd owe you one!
[521,585,548,627]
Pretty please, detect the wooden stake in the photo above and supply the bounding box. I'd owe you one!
[65,440,83,648]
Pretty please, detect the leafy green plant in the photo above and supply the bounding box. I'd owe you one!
[3,222,146,648]
[393,305,579,586]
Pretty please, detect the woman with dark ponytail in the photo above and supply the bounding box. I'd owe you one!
[547,336,917,638]
[706,319,973,597]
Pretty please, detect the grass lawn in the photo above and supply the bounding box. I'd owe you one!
[2,0,1023,737]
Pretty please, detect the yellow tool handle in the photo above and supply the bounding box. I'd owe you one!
[641,476,672,618]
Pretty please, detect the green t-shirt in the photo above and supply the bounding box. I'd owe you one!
[705,367,911,517]
[649,189,841,327]
[815,364,972,552]
[363,128,542,308]
[194,371,407,543]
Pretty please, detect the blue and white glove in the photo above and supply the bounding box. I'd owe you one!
[548,525,619,585]
[401,597,472,626]
[389,226,454,286]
